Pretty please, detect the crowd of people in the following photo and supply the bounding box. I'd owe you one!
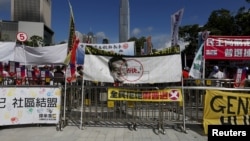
[1,64,84,86]
[1,61,249,88]
[182,64,250,87]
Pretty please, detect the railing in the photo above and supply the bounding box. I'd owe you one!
[1,77,250,134]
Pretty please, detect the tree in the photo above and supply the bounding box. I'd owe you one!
[179,24,202,54]
[204,9,237,35]
[102,38,109,44]
[24,35,44,47]
[234,6,250,35]
[178,1,250,69]
[128,36,146,55]
[31,35,44,47]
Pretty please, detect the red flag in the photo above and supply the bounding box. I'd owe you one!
[234,68,247,88]
[70,38,80,82]
[66,0,82,82]
[70,38,80,64]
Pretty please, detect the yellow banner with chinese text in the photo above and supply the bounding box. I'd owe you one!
[108,87,182,102]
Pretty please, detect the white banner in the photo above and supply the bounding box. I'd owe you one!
[15,44,68,65]
[171,8,184,46]
[83,54,182,84]
[0,42,16,63]
[80,41,135,55]
[189,43,203,79]
[0,87,61,125]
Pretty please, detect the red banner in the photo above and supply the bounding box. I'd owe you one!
[204,36,250,60]
[234,68,247,88]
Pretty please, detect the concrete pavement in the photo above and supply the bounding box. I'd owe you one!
[0,124,207,141]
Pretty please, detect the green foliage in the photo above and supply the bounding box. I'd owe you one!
[178,3,250,66]
[22,35,44,47]
[102,38,109,44]
[128,36,146,55]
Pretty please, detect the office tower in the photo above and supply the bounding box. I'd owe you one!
[11,0,52,28]
[119,0,130,43]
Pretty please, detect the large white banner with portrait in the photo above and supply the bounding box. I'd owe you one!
[83,54,182,84]
[0,87,61,125]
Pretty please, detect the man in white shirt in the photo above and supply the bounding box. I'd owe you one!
[208,66,225,79]
[208,65,225,86]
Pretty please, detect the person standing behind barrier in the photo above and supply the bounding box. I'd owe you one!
[53,66,65,85]
[3,64,12,85]
[32,66,40,85]
[208,65,225,86]
[76,66,84,85]
[182,66,190,79]
[182,66,190,86]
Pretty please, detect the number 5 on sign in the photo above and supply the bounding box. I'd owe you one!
[16,32,28,42]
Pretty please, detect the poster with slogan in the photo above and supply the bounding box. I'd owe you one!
[0,87,62,126]
[107,87,183,102]
[203,90,250,134]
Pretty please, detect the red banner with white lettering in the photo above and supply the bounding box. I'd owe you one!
[234,68,247,88]
[204,36,250,60]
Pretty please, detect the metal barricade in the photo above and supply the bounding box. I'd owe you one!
[65,83,186,134]
[62,78,250,135]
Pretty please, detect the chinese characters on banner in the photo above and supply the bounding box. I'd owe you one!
[204,36,250,60]
[234,68,247,88]
[0,87,61,125]
[108,87,182,102]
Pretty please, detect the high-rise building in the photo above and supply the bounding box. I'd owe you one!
[11,0,52,28]
[1,0,54,45]
[119,0,130,43]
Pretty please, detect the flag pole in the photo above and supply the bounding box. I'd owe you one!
[180,44,186,132]
[62,0,75,127]
[63,67,67,125]
[80,67,85,130]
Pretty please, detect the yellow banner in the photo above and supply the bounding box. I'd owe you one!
[108,87,182,102]
[203,90,250,134]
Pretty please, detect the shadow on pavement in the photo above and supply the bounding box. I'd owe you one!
[185,124,206,136]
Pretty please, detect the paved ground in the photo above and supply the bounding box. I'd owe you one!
[0,123,207,141]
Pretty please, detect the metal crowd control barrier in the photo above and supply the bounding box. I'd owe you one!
[62,78,250,134]
[3,76,250,135]
[64,82,186,134]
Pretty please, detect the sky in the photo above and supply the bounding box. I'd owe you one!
[0,0,249,49]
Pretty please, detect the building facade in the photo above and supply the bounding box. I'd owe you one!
[0,20,53,45]
[0,0,54,45]
[11,0,52,28]
[119,0,130,43]
[0,21,18,42]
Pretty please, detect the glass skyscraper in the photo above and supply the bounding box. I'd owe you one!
[119,0,130,43]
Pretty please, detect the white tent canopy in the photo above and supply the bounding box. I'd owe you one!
[0,42,68,65]
[0,42,16,63]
